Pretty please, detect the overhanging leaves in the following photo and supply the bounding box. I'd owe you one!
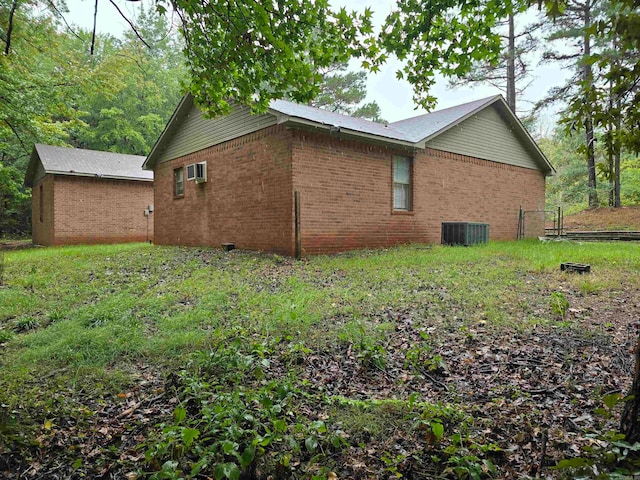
[158,0,373,117]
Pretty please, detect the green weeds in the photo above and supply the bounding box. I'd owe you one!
[553,394,640,478]
[550,291,570,319]
[1,241,639,478]
[144,340,346,479]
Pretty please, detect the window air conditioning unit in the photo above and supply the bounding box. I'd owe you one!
[195,162,207,183]
[186,164,196,181]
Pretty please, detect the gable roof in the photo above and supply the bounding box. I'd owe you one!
[388,96,498,143]
[268,100,413,143]
[144,94,554,175]
[25,144,152,187]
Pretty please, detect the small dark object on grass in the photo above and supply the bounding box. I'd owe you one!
[560,262,591,274]
[222,243,235,252]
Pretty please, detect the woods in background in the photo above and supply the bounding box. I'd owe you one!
[0,0,639,237]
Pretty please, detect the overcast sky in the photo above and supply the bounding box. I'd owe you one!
[62,0,568,126]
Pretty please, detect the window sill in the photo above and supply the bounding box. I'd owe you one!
[173,194,184,200]
[392,209,414,215]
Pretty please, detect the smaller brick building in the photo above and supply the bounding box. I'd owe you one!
[144,94,554,256]
[25,145,154,246]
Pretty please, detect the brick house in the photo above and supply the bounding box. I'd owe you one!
[144,94,554,256]
[25,144,154,246]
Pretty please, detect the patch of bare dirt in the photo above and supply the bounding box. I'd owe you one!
[562,206,640,231]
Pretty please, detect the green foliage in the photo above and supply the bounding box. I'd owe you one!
[404,332,448,374]
[443,450,497,480]
[0,10,89,167]
[0,162,30,236]
[73,6,186,155]
[541,131,594,213]
[1,242,639,477]
[538,0,640,207]
[589,0,640,155]
[541,128,640,212]
[13,316,41,333]
[553,393,640,478]
[621,157,640,205]
[0,4,186,237]
[378,1,524,110]
[310,62,385,122]
[144,340,346,479]
[447,1,538,112]
[346,322,388,370]
[0,329,13,343]
[157,0,374,116]
[0,4,186,172]
[550,291,570,318]
[356,340,387,371]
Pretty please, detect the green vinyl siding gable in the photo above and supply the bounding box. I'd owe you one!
[425,106,539,170]
[155,101,278,165]
[33,162,46,185]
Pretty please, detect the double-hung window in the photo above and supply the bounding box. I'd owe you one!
[393,155,412,211]
[174,167,184,197]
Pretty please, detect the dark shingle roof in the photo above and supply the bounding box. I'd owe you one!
[26,145,152,187]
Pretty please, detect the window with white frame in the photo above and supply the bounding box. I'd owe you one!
[393,155,412,211]
[174,166,184,197]
[186,164,196,181]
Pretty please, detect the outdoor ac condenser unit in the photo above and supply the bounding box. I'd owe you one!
[195,162,207,183]
[441,222,489,246]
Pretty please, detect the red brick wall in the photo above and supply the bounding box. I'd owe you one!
[153,125,294,255]
[48,176,153,245]
[292,132,545,255]
[32,175,55,246]
[417,148,545,240]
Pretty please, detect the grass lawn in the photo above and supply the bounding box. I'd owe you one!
[1,241,639,479]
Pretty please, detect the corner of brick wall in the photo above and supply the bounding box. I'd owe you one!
[51,176,154,245]
[153,125,295,255]
[291,132,546,254]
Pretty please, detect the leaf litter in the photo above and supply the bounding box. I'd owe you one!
[1,246,639,479]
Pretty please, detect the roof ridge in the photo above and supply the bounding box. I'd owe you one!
[36,144,146,159]
[389,95,501,126]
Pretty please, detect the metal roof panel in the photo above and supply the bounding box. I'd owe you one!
[387,96,500,142]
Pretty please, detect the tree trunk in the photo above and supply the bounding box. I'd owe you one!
[585,116,598,208]
[608,78,614,207]
[4,0,19,55]
[583,1,598,208]
[91,0,99,55]
[621,335,640,442]
[506,13,516,113]
[614,132,621,207]
[614,89,622,207]
[611,32,622,207]
[608,141,614,207]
